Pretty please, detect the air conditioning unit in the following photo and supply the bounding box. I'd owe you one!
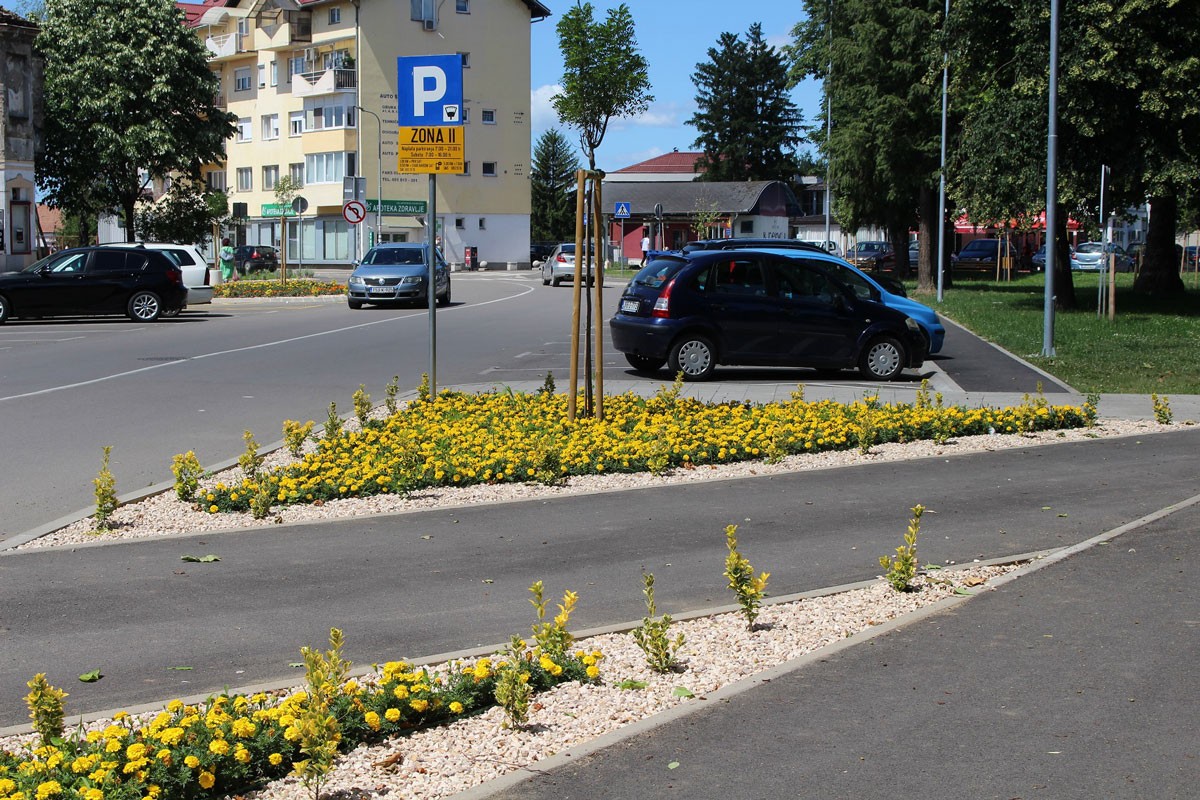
[303,47,316,62]
[423,17,436,31]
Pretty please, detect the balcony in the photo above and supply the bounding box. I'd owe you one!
[205,33,251,61]
[291,68,356,98]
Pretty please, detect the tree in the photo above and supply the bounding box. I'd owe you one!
[530,129,581,242]
[552,2,653,172]
[134,180,227,246]
[788,2,945,290]
[690,23,803,183]
[37,0,236,243]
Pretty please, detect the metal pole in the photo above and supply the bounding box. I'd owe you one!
[936,0,949,301]
[428,174,437,397]
[824,0,832,252]
[1042,0,1059,357]
[356,106,383,247]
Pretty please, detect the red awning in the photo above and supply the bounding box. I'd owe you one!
[954,213,1081,233]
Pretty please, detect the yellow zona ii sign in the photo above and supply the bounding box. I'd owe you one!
[397,126,465,174]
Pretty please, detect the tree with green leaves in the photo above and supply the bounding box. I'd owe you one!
[530,128,581,242]
[134,180,228,246]
[690,23,803,183]
[552,2,653,172]
[37,0,236,243]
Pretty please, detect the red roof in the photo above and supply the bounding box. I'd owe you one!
[613,151,704,175]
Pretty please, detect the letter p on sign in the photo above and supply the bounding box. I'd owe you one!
[397,55,464,127]
[411,66,446,118]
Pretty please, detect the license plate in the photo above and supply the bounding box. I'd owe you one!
[369,287,393,296]
[620,299,639,313]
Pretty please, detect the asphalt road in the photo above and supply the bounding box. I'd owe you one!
[2,428,1197,727]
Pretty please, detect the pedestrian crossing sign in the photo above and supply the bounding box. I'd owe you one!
[614,202,631,218]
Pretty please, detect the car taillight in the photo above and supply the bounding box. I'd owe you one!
[203,264,211,286]
[651,277,676,318]
[166,267,183,285]
[556,253,567,262]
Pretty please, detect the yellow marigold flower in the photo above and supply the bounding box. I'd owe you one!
[586,665,600,679]
[146,785,161,800]
[157,727,184,746]
[364,711,381,730]
[167,700,184,713]
[103,740,121,754]
[268,753,283,766]
[449,701,464,714]
[112,712,129,722]
[283,725,300,742]
[83,789,103,800]
[198,772,215,790]
[391,685,409,700]
[125,743,147,761]
[209,505,219,514]
[34,781,61,800]
[156,750,171,764]
[0,779,16,794]
[231,718,256,738]
[208,739,229,756]
[183,756,200,769]
[234,746,251,764]
[229,492,238,502]
[384,708,401,723]
[409,699,429,713]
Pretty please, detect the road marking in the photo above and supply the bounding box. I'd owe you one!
[0,283,535,404]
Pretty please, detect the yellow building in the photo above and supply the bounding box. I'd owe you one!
[186,0,549,268]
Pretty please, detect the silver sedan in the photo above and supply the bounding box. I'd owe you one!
[346,243,451,308]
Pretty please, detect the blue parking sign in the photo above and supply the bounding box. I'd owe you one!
[397,55,464,127]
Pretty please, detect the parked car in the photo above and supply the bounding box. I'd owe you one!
[802,239,841,257]
[680,238,827,256]
[951,238,1018,271]
[530,241,556,265]
[609,249,929,382]
[846,240,894,270]
[346,243,451,308]
[1031,243,1080,272]
[0,246,188,324]
[540,243,597,287]
[878,242,921,276]
[234,244,279,275]
[1185,245,1199,268]
[1072,241,1134,272]
[100,242,213,312]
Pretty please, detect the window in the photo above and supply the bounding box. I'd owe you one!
[261,114,279,140]
[461,161,470,175]
[263,165,279,191]
[455,217,465,229]
[10,200,30,254]
[270,60,278,87]
[236,168,253,192]
[460,107,470,124]
[481,161,497,177]
[478,218,486,230]
[456,0,469,11]
[206,171,227,192]
[739,220,754,234]
[236,117,252,142]
[257,64,266,88]
[710,258,766,296]
[481,109,496,124]
[234,67,252,92]
[92,251,135,273]
[304,102,352,130]
[289,111,305,136]
[288,56,306,81]
[328,6,341,24]
[305,151,352,184]
[458,51,470,68]
[289,163,305,186]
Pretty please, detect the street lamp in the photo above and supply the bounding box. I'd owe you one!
[356,105,383,246]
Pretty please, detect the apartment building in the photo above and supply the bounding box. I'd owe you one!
[0,8,42,272]
[185,0,549,267]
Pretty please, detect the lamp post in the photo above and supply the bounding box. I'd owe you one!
[936,0,949,302]
[356,105,383,246]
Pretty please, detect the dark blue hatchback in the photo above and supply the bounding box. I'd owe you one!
[609,250,928,381]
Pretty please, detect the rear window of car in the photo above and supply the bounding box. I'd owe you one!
[960,240,997,256]
[630,257,688,289]
[1076,243,1103,254]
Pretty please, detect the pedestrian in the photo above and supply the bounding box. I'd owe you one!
[641,231,651,266]
[219,238,237,283]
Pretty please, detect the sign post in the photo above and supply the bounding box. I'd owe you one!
[398,54,464,397]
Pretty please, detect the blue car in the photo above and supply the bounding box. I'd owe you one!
[610,249,930,382]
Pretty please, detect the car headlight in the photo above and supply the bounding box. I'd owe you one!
[348,275,365,287]
[400,276,421,285]
[905,317,920,332]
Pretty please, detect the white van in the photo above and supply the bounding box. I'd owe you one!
[100,242,213,311]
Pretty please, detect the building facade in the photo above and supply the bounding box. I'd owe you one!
[184,0,548,268]
[0,9,43,272]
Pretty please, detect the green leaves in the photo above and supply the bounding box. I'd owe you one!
[78,669,102,683]
[671,686,695,698]
[181,554,220,563]
[616,678,648,691]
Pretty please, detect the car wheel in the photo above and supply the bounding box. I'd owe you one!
[127,291,162,322]
[668,334,716,381]
[0,293,8,324]
[624,353,665,373]
[551,276,561,287]
[348,299,363,309]
[542,276,551,286]
[858,335,905,381]
[437,286,451,306]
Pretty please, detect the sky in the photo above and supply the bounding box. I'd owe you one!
[529,0,823,171]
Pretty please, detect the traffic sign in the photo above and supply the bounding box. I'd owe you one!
[292,196,309,215]
[614,202,631,219]
[397,125,464,174]
[342,200,366,225]
[397,55,464,127]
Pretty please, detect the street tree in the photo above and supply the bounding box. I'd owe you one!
[530,129,581,242]
[37,0,236,243]
[690,23,803,183]
[552,2,653,172]
[134,180,228,246]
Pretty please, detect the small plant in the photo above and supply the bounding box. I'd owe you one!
[915,378,931,410]
[724,524,769,629]
[238,430,264,481]
[790,383,806,402]
[631,572,685,673]
[416,372,431,403]
[540,371,556,396]
[323,402,343,441]
[494,636,533,729]
[250,476,275,520]
[1151,393,1172,425]
[293,628,351,800]
[283,419,315,457]
[856,394,879,454]
[529,580,578,660]
[25,673,67,747]
[352,384,372,428]
[880,504,924,592]
[93,445,118,530]
[171,450,203,502]
[384,375,400,415]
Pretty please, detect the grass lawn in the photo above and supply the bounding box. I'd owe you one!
[915,271,1200,393]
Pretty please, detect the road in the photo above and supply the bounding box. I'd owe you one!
[2,428,1196,727]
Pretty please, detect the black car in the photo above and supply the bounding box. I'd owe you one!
[681,238,828,255]
[610,249,928,381]
[234,244,279,275]
[530,241,557,264]
[0,246,188,324]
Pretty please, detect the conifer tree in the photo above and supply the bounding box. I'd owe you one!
[531,129,581,242]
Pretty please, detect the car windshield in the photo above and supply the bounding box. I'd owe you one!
[630,257,688,289]
[558,244,575,255]
[362,247,428,265]
[25,251,89,273]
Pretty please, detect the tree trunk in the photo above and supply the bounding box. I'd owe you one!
[122,195,137,243]
[887,220,910,278]
[1053,204,1076,311]
[1133,194,1186,297]
[916,186,937,293]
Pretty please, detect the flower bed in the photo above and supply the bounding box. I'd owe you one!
[213,280,345,299]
